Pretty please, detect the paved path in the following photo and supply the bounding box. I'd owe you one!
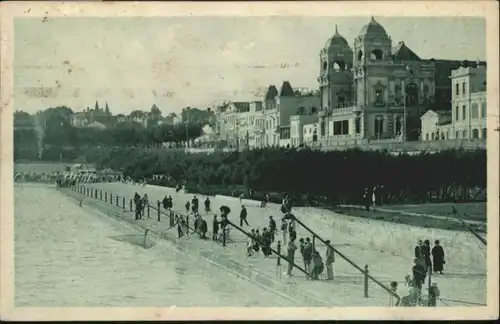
[70,184,398,306]
[76,183,486,306]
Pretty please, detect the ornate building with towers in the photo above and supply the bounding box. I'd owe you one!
[317,17,484,144]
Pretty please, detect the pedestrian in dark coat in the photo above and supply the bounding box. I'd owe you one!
[412,258,427,291]
[240,205,249,226]
[212,215,219,241]
[431,240,445,274]
[269,216,276,242]
[422,239,432,271]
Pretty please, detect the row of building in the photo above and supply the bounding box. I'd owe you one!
[70,102,216,130]
[215,17,488,149]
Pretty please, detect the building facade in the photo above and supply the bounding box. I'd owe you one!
[421,65,487,141]
[317,17,486,146]
[262,82,320,147]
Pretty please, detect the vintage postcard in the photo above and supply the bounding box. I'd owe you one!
[1,0,498,321]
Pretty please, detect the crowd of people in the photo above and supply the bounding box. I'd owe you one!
[396,239,446,306]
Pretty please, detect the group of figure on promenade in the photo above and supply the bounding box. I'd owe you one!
[133,192,151,220]
[362,184,386,211]
[397,239,446,306]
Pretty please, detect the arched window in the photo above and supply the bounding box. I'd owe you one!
[357,50,363,61]
[370,49,384,60]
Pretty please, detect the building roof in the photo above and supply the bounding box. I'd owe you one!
[392,41,421,61]
[279,81,295,97]
[264,85,278,100]
[232,102,250,113]
[324,25,350,52]
[358,16,388,37]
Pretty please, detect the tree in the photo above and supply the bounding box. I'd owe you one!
[129,110,146,119]
[14,110,33,127]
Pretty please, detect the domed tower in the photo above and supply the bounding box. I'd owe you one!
[318,25,353,139]
[318,25,353,111]
[352,16,392,108]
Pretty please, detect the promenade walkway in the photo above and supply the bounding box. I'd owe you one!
[338,204,486,226]
[74,182,486,306]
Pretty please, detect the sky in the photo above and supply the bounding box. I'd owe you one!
[14,16,486,115]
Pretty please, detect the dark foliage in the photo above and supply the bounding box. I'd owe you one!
[92,147,486,205]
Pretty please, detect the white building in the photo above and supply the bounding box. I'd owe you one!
[421,64,487,141]
[262,81,320,147]
[217,101,266,149]
[290,115,319,147]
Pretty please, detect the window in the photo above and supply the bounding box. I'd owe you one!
[481,102,486,118]
[462,82,466,95]
[482,128,487,138]
[456,131,460,139]
[374,116,384,138]
[425,133,429,141]
[341,120,349,135]
[462,105,466,120]
[298,106,305,115]
[311,107,317,114]
[472,129,479,139]
[375,89,384,105]
[471,103,479,119]
[455,83,459,96]
[333,121,342,135]
[462,130,467,139]
[455,106,459,121]
[355,117,361,134]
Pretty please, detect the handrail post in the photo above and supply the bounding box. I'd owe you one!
[130,199,133,212]
[222,219,226,246]
[95,189,98,199]
[116,194,119,207]
[143,229,149,249]
[277,241,281,266]
[122,197,125,209]
[147,203,150,218]
[110,193,113,204]
[428,265,432,305]
[170,210,175,227]
[100,190,102,200]
[105,192,108,202]
[157,201,161,221]
[364,264,369,298]
[186,215,190,235]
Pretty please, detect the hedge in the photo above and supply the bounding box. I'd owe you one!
[93,147,486,206]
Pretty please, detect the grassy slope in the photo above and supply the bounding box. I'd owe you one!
[331,203,486,233]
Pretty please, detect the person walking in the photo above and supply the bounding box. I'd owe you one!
[422,239,432,274]
[185,200,191,214]
[286,237,298,276]
[431,240,445,274]
[204,197,211,213]
[239,205,249,226]
[269,216,276,242]
[212,215,219,241]
[325,240,335,280]
[303,237,313,273]
[281,219,288,246]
